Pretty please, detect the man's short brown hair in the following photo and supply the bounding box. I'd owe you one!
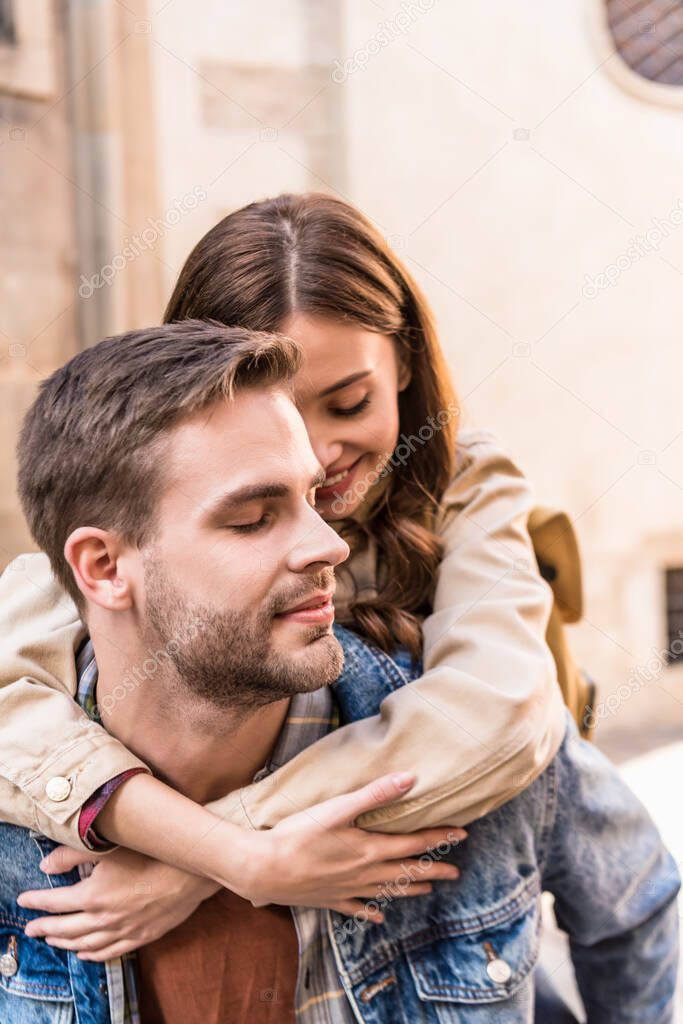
[17,320,300,607]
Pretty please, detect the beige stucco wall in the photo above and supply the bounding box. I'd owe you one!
[0,1,78,558]
[3,0,683,740]
[144,0,345,289]
[336,0,683,736]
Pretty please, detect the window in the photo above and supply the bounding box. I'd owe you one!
[665,567,683,662]
[606,0,683,85]
[0,0,55,99]
[0,0,15,46]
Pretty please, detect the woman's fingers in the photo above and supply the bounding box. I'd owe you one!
[329,900,385,923]
[357,858,459,888]
[389,859,460,882]
[46,931,114,953]
[78,939,143,963]
[373,827,467,860]
[383,882,435,898]
[39,846,102,875]
[349,882,434,899]
[328,880,438,926]
[24,913,103,940]
[18,880,91,914]
[309,772,416,829]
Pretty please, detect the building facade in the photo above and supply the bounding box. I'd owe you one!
[2,0,683,747]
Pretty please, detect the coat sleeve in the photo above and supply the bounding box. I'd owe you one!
[0,553,149,848]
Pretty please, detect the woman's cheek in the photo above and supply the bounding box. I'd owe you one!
[372,405,401,453]
[360,420,392,457]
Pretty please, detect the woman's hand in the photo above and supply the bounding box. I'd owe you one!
[221,772,466,919]
[18,847,218,962]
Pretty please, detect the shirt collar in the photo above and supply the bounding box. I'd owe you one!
[75,636,336,778]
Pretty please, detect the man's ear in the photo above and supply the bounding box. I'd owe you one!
[64,528,133,611]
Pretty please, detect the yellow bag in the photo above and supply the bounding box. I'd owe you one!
[528,507,596,739]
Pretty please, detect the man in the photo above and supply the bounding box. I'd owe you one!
[1,320,461,1024]
[1,320,679,1023]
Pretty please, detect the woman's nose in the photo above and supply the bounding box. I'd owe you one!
[311,435,344,473]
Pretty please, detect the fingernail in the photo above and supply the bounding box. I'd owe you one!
[39,859,49,872]
[391,772,414,790]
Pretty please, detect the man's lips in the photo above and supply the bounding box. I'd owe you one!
[274,590,336,625]
[315,456,363,501]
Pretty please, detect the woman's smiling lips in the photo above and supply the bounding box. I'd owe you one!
[274,590,336,625]
[315,456,364,502]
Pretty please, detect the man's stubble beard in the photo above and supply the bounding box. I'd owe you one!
[141,553,343,716]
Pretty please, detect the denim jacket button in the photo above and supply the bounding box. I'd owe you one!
[486,958,512,984]
[0,952,18,978]
[46,776,72,802]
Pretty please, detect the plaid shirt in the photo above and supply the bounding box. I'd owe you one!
[75,639,356,1023]
[254,690,357,1023]
[75,639,141,1024]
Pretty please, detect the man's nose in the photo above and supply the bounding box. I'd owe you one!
[287,504,349,574]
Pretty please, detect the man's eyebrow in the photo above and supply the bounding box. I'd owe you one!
[206,471,325,516]
[206,484,289,516]
[318,370,372,398]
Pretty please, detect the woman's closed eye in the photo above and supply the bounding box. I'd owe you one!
[331,395,371,418]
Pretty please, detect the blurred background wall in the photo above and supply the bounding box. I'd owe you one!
[3,0,683,1012]
[4,0,683,758]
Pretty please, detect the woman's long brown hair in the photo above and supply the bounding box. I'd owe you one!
[165,193,459,657]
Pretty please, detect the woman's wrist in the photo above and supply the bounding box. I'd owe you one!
[193,816,264,898]
[95,772,255,886]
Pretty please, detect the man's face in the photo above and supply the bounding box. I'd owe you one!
[134,388,350,712]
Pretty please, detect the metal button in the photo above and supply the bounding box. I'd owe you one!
[486,957,512,984]
[0,938,18,978]
[46,776,72,802]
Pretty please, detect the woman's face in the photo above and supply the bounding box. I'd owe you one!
[280,312,410,521]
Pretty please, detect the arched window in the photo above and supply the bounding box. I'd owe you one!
[606,0,683,85]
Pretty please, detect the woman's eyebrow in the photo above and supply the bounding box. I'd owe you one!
[318,369,372,398]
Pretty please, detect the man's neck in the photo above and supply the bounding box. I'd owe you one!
[87,614,289,804]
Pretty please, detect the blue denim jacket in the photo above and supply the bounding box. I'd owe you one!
[0,626,679,1023]
[0,827,111,1024]
[326,628,680,1023]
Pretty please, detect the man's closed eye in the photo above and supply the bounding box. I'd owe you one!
[229,514,272,534]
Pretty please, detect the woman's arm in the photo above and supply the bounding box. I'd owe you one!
[0,553,149,846]
[0,428,563,847]
[214,430,567,833]
[17,772,465,960]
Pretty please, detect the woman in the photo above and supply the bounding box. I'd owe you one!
[2,193,566,960]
